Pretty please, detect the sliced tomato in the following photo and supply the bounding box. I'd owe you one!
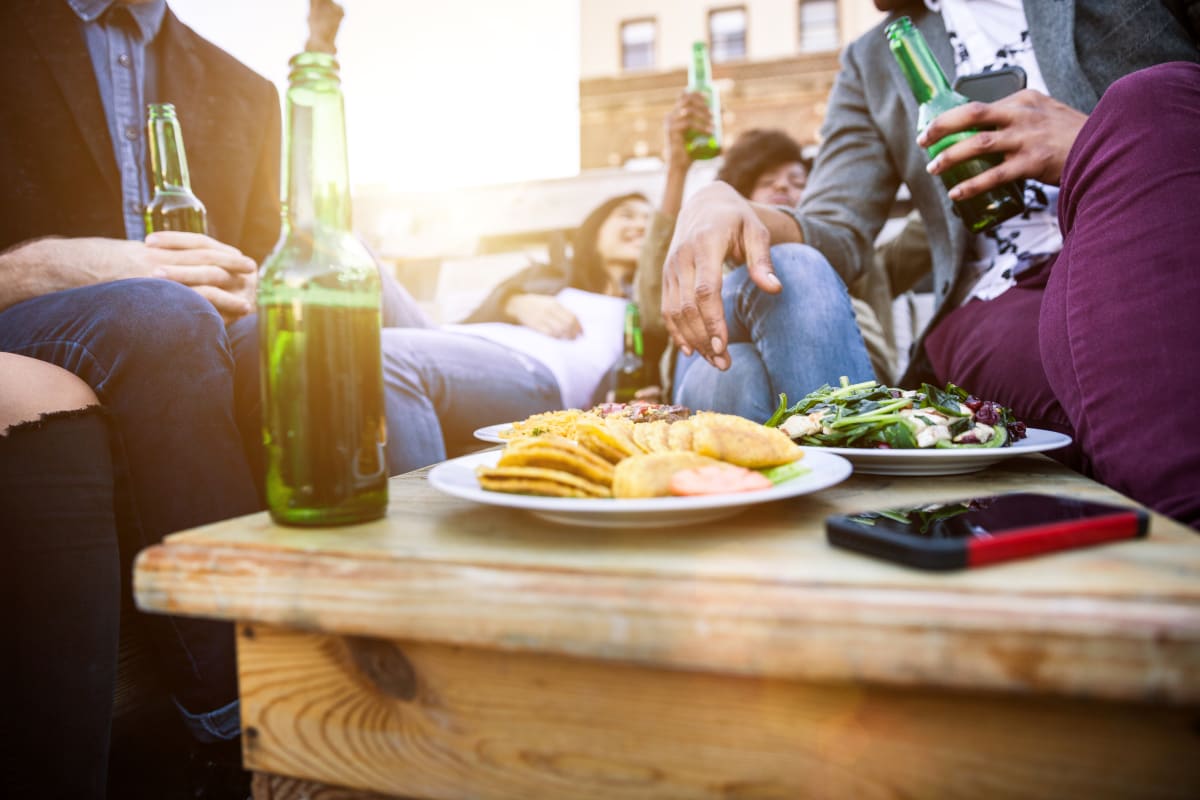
[669,464,773,496]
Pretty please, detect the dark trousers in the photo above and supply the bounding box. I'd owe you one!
[0,279,262,736]
[928,62,1200,529]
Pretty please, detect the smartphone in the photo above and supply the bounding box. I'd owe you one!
[953,65,1027,103]
[825,493,1148,571]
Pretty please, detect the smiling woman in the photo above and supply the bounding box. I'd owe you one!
[168,0,581,191]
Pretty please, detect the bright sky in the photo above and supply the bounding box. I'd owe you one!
[169,0,581,192]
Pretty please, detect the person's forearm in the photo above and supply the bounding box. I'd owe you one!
[0,238,138,313]
[752,202,806,246]
[659,160,690,219]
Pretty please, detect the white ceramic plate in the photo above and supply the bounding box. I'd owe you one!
[473,423,512,444]
[807,427,1072,476]
[427,448,853,528]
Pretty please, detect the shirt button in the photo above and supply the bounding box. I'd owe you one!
[128,200,141,214]
[117,53,131,67]
[124,125,138,141]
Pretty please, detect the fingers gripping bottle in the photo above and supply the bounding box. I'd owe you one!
[886,16,1024,232]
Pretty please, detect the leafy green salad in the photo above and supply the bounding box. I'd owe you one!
[764,378,1028,450]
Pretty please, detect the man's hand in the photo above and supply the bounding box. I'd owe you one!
[504,293,583,339]
[661,182,781,370]
[142,232,257,322]
[306,0,345,54]
[919,89,1088,200]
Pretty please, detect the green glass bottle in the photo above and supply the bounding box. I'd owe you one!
[885,16,1024,232]
[144,103,207,234]
[685,41,723,160]
[257,52,388,526]
[613,302,645,403]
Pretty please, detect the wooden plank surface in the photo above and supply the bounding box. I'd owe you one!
[238,624,1200,800]
[134,456,1200,702]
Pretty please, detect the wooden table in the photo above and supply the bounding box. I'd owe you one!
[134,454,1200,799]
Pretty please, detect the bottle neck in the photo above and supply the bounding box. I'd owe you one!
[147,112,191,192]
[886,18,951,105]
[282,52,352,232]
[688,44,711,89]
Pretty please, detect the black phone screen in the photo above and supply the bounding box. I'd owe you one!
[953,65,1027,103]
[826,493,1149,570]
[845,493,1131,539]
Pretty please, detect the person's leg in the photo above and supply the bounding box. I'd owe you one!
[676,244,874,419]
[380,329,562,473]
[0,355,119,799]
[1040,62,1200,528]
[923,266,1074,437]
[0,278,258,734]
[673,343,773,419]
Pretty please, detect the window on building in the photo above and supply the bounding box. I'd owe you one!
[709,7,747,63]
[798,0,839,53]
[621,19,656,71]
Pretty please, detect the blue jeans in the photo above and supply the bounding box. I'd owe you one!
[673,244,875,421]
[0,278,258,740]
[380,329,562,473]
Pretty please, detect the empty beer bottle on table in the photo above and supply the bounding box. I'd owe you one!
[257,52,387,526]
[685,41,722,160]
[885,16,1024,232]
[144,103,207,234]
[613,302,646,403]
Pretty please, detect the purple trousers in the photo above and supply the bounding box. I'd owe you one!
[928,62,1200,529]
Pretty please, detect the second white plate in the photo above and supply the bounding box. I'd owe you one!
[808,427,1072,476]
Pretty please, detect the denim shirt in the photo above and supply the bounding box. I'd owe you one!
[68,0,166,241]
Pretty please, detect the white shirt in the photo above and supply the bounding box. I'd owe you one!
[443,288,626,410]
[928,0,1064,301]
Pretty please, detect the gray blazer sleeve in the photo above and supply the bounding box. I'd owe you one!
[783,40,902,289]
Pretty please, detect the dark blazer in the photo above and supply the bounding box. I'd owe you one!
[0,0,281,263]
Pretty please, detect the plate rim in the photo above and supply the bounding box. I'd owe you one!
[473,423,512,444]
[427,447,853,516]
[803,427,1072,460]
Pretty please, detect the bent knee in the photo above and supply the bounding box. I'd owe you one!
[1100,62,1200,122]
[767,244,846,292]
[0,354,98,432]
[99,279,226,352]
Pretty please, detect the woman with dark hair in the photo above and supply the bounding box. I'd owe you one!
[714,129,812,203]
[376,193,652,473]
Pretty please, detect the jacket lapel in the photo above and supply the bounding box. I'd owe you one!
[1025,0,1099,111]
[16,0,120,197]
[156,10,220,176]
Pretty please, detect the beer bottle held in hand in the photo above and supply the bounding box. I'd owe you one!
[257,52,388,526]
[144,103,207,234]
[685,41,723,160]
[885,16,1024,232]
[613,302,645,403]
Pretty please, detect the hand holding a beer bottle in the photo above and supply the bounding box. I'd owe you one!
[664,92,713,173]
[918,90,1088,202]
[141,231,257,322]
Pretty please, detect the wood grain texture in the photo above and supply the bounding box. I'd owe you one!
[134,458,1200,703]
[252,771,410,799]
[239,625,1200,800]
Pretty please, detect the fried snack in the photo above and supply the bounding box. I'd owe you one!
[690,412,805,468]
[576,416,640,463]
[631,419,672,453]
[498,435,614,487]
[476,465,611,498]
[612,451,724,498]
[666,418,695,452]
[502,409,584,440]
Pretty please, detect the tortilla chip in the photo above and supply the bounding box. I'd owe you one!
[690,412,804,468]
[499,435,615,486]
[576,417,639,463]
[476,465,611,498]
[612,451,724,498]
[667,418,695,452]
